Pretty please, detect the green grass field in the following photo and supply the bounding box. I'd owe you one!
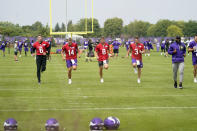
[0,47,197,131]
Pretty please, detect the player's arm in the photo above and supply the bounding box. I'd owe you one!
[140,45,145,54]
[127,47,131,57]
[76,45,82,58]
[94,46,99,59]
[188,43,195,52]
[61,48,66,61]
[32,43,36,56]
[168,45,176,55]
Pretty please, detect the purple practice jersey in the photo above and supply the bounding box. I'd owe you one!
[84,41,88,49]
[189,41,197,65]
[125,41,131,50]
[112,41,121,50]
[168,42,186,63]
[18,42,23,48]
[0,41,6,51]
[24,42,29,52]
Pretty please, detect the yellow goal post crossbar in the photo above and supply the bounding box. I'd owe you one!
[49,0,94,35]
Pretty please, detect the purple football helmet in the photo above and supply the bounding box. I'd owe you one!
[4,118,18,131]
[45,118,59,131]
[89,117,104,130]
[104,116,120,130]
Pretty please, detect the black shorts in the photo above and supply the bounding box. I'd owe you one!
[98,60,109,67]
[113,49,119,53]
[14,52,18,56]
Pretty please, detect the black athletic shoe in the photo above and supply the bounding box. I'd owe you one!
[179,83,183,89]
[174,82,177,88]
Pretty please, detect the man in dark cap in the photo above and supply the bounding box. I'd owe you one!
[168,36,186,89]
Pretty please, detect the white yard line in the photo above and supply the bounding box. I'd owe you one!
[0,107,197,112]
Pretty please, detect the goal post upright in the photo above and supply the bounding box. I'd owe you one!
[49,0,94,36]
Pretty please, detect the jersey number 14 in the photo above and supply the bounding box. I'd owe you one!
[68,49,74,56]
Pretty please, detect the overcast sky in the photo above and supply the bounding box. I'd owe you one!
[0,0,196,27]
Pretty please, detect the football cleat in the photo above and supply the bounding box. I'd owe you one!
[4,118,18,131]
[89,117,104,130]
[45,118,59,131]
[194,78,197,83]
[104,116,120,130]
[100,78,104,83]
[68,79,72,84]
[137,79,141,84]
[179,83,183,89]
[174,82,177,88]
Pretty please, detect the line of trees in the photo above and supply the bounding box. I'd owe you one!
[1,18,197,38]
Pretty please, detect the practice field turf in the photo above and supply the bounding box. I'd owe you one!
[0,47,197,131]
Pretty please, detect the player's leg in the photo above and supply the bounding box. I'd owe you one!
[41,55,47,72]
[72,59,78,70]
[137,61,143,83]
[3,49,5,57]
[68,67,72,84]
[98,61,104,83]
[172,63,178,88]
[14,52,18,61]
[193,61,197,83]
[19,48,22,57]
[66,60,73,84]
[178,62,184,89]
[132,59,137,74]
[36,56,42,84]
[103,60,109,70]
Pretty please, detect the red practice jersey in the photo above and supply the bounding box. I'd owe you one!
[130,43,144,60]
[33,41,50,55]
[95,43,109,61]
[62,43,78,60]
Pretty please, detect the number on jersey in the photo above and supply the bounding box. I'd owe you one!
[39,47,43,53]
[68,49,74,56]
[102,49,106,55]
[134,49,138,55]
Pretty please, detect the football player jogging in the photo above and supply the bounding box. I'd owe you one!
[112,39,121,58]
[61,38,81,85]
[127,37,145,84]
[18,40,23,57]
[0,41,6,57]
[95,37,110,83]
[14,41,19,61]
[188,35,197,83]
[168,36,186,89]
[24,41,29,56]
[32,35,50,84]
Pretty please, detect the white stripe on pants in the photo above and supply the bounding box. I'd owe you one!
[172,62,184,83]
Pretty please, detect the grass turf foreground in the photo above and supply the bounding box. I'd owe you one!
[0,47,197,131]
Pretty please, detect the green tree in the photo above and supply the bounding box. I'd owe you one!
[104,17,123,38]
[127,20,151,37]
[67,20,75,32]
[55,23,60,32]
[183,20,197,36]
[75,18,101,37]
[167,25,183,37]
[61,23,66,32]
[153,19,173,37]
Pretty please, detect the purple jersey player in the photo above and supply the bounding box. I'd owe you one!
[24,42,29,56]
[188,35,197,83]
[0,41,6,56]
[18,40,23,57]
[168,36,186,89]
[112,40,121,57]
[125,40,131,51]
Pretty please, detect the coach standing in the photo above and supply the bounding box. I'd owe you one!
[33,35,50,84]
[168,36,186,89]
